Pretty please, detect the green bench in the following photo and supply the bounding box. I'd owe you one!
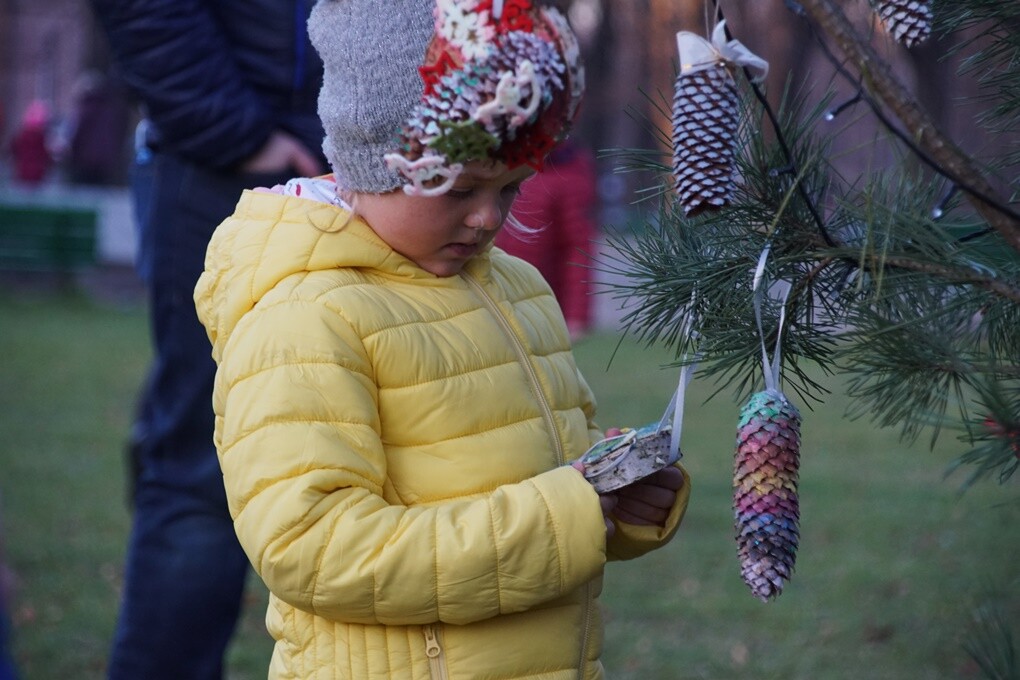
[0,205,98,272]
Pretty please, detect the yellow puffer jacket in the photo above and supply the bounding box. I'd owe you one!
[195,190,691,679]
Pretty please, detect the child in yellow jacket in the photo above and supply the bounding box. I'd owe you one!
[195,1,690,677]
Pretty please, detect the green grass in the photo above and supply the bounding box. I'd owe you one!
[0,290,1016,679]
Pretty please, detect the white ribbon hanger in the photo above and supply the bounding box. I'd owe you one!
[752,242,792,392]
[675,20,769,82]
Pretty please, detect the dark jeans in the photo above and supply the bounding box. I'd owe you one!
[107,152,292,680]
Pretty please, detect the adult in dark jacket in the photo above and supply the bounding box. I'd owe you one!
[89,1,326,678]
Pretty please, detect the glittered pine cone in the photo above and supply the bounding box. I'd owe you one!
[671,63,740,217]
[876,0,932,48]
[733,389,801,601]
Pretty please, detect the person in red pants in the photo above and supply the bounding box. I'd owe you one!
[495,140,599,341]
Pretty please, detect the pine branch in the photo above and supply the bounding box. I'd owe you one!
[949,379,1020,487]
[713,1,836,247]
[961,596,1019,679]
[600,4,1019,481]
[795,0,1020,252]
[937,0,1020,132]
[878,256,1020,305]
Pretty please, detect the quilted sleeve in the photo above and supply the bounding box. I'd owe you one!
[214,297,609,627]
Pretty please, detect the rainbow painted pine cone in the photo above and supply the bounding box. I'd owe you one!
[734,389,801,601]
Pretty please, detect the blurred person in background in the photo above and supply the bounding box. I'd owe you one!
[495,139,599,341]
[88,1,326,678]
[62,70,133,185]
[9,99,53,186]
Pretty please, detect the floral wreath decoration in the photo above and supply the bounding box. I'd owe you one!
[383,0,585,196]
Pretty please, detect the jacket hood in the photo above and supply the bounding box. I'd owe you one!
[194,189,491,360]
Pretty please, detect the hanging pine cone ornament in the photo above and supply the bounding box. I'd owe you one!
[671,62,739,216]
[671,21,768,217]
[734,388,801,601]
[875,0,932,48]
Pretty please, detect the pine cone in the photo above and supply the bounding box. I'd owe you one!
[734,389,801,601]
[671,63,740,217]
[876,0,932,48]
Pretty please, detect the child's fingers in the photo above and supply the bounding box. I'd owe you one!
[642,466,685,490]
[611,500,667,526]
[599,493,618,515]
[612,471,682,526]
[615,483,676,510]
[568,463,619,538]
[600,494,618,538]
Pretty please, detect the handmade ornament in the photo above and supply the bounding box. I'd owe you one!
[734,388,801,601]
[671,21,767,217]
[581,304,699,493]
[733,251,800,601]
[581,422,677,493]
[875,0,932,48]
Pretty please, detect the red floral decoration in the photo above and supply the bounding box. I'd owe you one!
[499,128,555,171]
[419,48,461,96]
[475,0,534,34]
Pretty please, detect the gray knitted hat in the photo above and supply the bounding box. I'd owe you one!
[309,0,435,193]
[309,0,584,196]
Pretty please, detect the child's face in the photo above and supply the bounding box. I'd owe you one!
[355,161,535,277]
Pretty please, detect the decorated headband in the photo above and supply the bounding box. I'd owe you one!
[383,0,585,196]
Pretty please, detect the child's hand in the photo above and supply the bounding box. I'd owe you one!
[241,130,324,177]
[574,425,684,529]
[610,466,685,527]
[571,427,630,539]
[570,459,618,539]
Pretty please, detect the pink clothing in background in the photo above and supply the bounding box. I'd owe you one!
[497,143,598,337]
[10,100,53,185]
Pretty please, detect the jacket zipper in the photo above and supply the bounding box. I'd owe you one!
[423,625,449,680]
[575,582,594,679]
[462,273,566,465]
[465,272,591,676]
